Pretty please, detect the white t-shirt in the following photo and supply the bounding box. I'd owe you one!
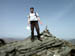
[28,12,39,21]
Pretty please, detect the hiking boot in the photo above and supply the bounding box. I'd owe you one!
[38,38,43,42]
[31,38,34,42]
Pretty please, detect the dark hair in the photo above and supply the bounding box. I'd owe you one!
[30,7,34,9]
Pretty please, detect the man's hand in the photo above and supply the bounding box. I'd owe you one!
[39,21,43,25]
[28,17,30,25]
[37,17,43,25]
[28,21,30,25]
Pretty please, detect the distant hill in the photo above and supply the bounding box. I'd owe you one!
[69,39,75,45]
[0,38,24,43]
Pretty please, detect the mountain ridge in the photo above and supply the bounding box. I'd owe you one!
[0,27,75,56]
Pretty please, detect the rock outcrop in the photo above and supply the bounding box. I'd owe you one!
[0,39,6,47]
[0,27,75,56]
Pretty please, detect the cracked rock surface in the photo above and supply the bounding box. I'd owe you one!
[0,27,75,56]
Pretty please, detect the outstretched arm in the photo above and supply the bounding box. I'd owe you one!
[37,17,42,24]
[28,16,30,25]
[36,12,42,24]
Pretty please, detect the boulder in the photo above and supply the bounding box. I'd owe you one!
[0,39,6,47]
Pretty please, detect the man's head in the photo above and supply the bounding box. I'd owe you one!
[30,7,34,13]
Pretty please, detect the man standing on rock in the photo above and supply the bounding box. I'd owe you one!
[28,7,42,42]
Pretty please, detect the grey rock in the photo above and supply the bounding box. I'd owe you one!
[0,39,6,47]
[0,27,75,56]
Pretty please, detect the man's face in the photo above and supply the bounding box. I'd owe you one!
[30,9,34,13]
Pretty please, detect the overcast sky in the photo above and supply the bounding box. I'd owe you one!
[0,0,75,40]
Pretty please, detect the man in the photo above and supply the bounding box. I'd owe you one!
[28,7,42,42]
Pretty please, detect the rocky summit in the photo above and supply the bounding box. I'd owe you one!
[0,27,75,56]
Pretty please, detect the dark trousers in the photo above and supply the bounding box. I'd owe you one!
[30,21,40,39]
